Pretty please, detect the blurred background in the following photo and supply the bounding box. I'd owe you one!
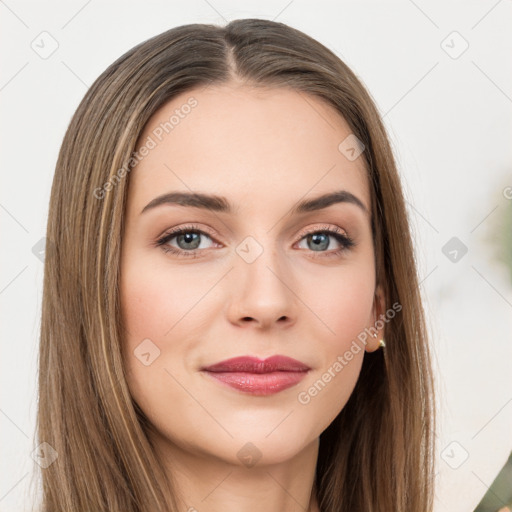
[1,1,511,510]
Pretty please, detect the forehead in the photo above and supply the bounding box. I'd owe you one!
[128,83,370,215]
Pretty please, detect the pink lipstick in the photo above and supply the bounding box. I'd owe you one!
[201,355,310,396]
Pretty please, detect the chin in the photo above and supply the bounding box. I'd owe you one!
[214,428,318,468]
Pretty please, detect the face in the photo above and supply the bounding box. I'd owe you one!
[119,82,385,468]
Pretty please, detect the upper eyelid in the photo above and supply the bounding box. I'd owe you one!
[157,225,217,243]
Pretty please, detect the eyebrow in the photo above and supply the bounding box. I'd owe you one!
[140,190,369,216]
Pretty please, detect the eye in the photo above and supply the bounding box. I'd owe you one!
[155,224,355,258]
[295,226,355,256]
[155,224,217,258]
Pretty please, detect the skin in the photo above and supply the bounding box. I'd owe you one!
[120,81,385,512]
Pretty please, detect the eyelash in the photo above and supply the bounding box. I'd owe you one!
[155,223,355,259]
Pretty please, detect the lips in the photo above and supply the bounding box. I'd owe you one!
[202,355,310,373]
[201,355,310,396]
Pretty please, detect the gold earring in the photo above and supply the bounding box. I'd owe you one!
[372,332,385,349]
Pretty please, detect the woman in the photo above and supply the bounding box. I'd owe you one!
[34,18,436,511]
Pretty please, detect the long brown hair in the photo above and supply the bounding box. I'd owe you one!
[34,18,436,511]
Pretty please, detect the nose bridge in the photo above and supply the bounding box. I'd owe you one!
[235,231,288,292]
[227,230,297,326]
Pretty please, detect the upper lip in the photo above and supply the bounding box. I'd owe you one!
[201,355,310,373]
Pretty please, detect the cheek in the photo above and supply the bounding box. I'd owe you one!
[120,253,203,346]
[119,251,216,420]
[120,274,168,342]
[119,256,180,398]
[329,281,374,342]
[293,262,375,424]
[304,258,375,348]
[119,261,190,438]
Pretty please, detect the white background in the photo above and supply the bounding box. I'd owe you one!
[1,1,511,511]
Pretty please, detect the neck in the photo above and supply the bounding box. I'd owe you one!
[151,431,321,512]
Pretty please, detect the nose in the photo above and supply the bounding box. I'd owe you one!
[226,242,298,331]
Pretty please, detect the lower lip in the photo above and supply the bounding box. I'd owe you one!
[202,371,308,396]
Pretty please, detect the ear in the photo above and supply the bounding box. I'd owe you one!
[365,284,386,353]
